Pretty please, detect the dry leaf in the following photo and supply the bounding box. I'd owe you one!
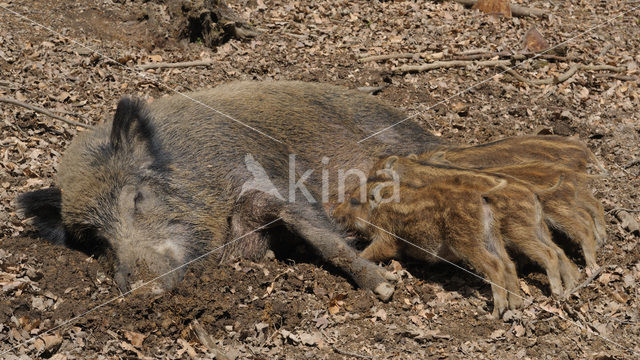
[523,26,549,53]
[328,305,340,315]
[121,341,148,359]
[123,330,146,347]
[513,324,525,337]
[473,0,512,18]
[299,332,321,346]
[489,329,505,340]
[373,308,387,321]
[177,338,197,358]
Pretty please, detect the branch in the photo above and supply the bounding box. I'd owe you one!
[500,64,626,85]
[453,0,547,17]
[0,97,90,128]
[190,320,231,360]
[138,60,215,70]
[359,53,419,63]
[332,345,374,359]
[594,73,638,81]
[566,266,604,297]
[396,59,511,73]
[624,159,640,169]
[450,51,570,62]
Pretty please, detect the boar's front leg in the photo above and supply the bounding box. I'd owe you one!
[229,191,395,300]
[279,202,395,300]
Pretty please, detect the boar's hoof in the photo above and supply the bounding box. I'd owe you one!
[381,269,399,282]
[374,282,395,301]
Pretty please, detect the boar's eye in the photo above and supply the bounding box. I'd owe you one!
[134,191,144,206]
[349,197,361,206]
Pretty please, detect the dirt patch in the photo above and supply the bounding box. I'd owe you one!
[1,0,639,358]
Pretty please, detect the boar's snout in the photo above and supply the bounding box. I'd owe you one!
[113,249,187,294]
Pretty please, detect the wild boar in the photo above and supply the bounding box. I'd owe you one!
[340,156,582,295]
[333,170,521,317]
[417,135,606,174]
[383,155,602,271]
[18,81,443,300]
[477,161,605,269]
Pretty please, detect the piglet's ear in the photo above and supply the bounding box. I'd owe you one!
[16,187,68,245]
[384,156,399,171]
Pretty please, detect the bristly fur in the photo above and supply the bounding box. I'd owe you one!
[17,187,67,245]
[16,81,444,299]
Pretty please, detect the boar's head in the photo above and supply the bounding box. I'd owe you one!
[18,97,199,291]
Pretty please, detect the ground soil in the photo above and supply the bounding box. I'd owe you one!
[1,0,639,359]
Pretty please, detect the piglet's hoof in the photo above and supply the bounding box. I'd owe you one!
[374,282,395,301]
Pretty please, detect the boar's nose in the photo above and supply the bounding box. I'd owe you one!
[114,263,132,292]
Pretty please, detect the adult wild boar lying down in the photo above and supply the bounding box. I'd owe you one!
[18,81,443,300]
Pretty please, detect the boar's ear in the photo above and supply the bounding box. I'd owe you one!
[110,97,163,167]
[16,188,68,245]
[407,153,418,160]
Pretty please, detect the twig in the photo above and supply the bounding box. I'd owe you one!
[453,0,547,17]
[359,53,419,63]
[594,73,638,82]
[0,97,90,128]
[450,51,570,62]
[396,59,511,73]
[138,60,215,70]
[567,266,604,297]
[598,43,614,58]
[459,47,489,55]
[190,320,231,360]
[500,64,626,85]
[625,159,640,168]
[606,208,640,214]
[332,345,375,359]
[282,31,308,40]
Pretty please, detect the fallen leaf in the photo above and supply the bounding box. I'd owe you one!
[473,0,512,18]
[489,329,505,340]
[522,26,549,52]
[328,305,340,315]
[123,330,146,347]
[177,338,197,358]
[42,333,62,350]
[314,315,329,330]
[513,324,525,337]
[373,308,387,321]
[299,332,321,346]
